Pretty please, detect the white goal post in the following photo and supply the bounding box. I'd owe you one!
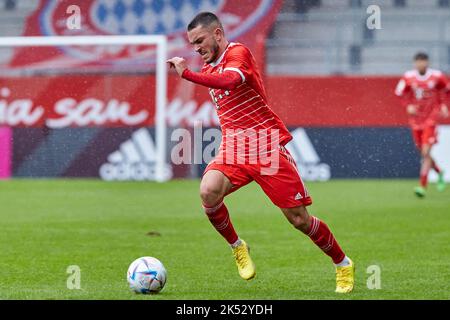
[0,35,168,182]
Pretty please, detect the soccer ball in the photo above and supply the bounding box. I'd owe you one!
[127,257,167,294]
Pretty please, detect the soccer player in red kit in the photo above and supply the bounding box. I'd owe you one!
[395,52,449,197]
[168,12,354,293]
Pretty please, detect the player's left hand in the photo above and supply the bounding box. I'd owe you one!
[441,104,449,118]
[167,57,187,77]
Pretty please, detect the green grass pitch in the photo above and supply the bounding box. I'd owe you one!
[0,179,449,300]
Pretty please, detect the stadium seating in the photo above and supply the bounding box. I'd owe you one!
[0,0,38,64]
[1,0,449,75]
[267,0,450,75]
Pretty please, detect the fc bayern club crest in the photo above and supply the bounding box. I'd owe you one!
[36,0,276,65]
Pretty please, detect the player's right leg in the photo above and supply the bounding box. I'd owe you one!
[252,146,354,292]
[436,168,446,192]
[424,126,445,191]
[415,126,444,196]
[415,143,432,197]
[200,169,256,280]
[430,158,446,192]
[410,128,425,197]
[281,206,355,293]
[411,129,426,197]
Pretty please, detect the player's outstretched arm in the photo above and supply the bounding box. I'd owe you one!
[182,69,242,90]
[167,57,188,76]
[167,56,242,90]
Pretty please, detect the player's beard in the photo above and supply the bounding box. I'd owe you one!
[207,41,220,64]
[418,67,427,75]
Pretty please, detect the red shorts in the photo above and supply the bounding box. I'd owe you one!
[412,126,437,149]
[203,145,312,208]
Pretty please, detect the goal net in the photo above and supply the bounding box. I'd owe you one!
[0,35,171,182]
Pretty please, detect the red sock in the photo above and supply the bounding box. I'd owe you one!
[432,160,441,174]
[306,216,345,264]
[203,201,239,245]
[420,174,428,188]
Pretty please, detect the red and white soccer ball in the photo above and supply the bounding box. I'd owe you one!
[127,257,167,294]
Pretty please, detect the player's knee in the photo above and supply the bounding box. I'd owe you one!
[421,145,431,157]
[291,215,310,232]
[283,207,310,232]
[199,183,222,207]
[420,149,427,157]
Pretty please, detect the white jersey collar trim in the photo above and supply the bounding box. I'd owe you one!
[413,68,432,81]
[209,42,235,67]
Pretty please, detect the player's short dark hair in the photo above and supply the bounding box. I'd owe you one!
[414,52,429,61]
[187,12,224,32]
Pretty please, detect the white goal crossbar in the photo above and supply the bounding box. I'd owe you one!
[0,35,168,182]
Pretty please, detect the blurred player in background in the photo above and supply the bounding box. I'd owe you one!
[395,52,449,197]
[168,12,354,293]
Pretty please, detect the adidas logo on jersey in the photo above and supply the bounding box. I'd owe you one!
[99,128,172,181]
[294,192,303,200]
[285,128,331,181]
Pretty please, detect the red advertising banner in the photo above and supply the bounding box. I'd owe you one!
[10,0,282,72]
[0,74,218,128]
[266,76,450,127]
[3,75,450,128]
[0,75,155,127]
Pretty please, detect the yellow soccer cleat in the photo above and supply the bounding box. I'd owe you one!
[232,240,256,280]
[335,258,355,293]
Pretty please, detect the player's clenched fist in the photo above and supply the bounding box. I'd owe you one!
[440,104,449,118]
[406,104,417,115]
[167,57,187,76]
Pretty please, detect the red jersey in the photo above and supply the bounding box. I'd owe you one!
[395,68,449,129]
[182,43,312,209]
[199,42,292,155]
